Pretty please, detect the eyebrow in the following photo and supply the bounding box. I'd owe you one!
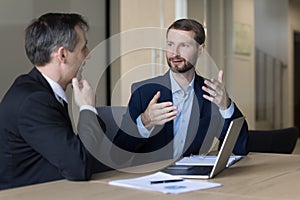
[166,40,193,45]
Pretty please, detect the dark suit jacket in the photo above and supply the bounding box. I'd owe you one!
[0,68,109,190]
[113,71,248,164]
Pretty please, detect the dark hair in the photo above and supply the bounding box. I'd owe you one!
[166,18,205,45]
[25,13,89,66]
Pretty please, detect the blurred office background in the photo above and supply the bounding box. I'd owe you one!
[0,0,299,132]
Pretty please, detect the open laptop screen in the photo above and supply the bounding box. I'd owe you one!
[162,117,245,179]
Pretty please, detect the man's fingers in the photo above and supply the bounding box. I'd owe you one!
[149,91,161,105]
[218,69,224,83]
[203,94,215,103]
[157,106,178,117]
[204,79,217,91]
[79,79,88,89]
[163,105,178,114]
[149,91,175,109]
[202,85,216,97]
[164,110,178,119]
[156,111,178,125]
[160,115,177,125]
[144,91,179,126]
[72,78,79,91]
[155,102,175,110]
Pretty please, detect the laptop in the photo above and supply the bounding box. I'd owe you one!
[162,116,245,179]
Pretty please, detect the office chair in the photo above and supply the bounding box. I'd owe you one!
[247,127,299,154]
[96,106,127,141]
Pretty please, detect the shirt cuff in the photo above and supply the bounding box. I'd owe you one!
[219,101,234,119]
[80,105,98,115]
[136,115,154,138]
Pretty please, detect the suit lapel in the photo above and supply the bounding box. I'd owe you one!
[193,74,205,112]
[153,72,174,145]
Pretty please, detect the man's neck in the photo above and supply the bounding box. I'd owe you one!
[171,69,195,92]
[36,65,67,91]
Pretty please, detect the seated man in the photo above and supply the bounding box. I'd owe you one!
[113,19,249,165]
[0,13,109,190]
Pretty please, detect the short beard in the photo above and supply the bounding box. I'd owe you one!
[167,59,194,73]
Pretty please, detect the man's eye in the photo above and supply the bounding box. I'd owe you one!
[181,44,189,48]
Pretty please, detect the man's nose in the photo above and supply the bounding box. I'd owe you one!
[171,46,180,56]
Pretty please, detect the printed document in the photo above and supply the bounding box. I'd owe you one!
[109,172,221,194]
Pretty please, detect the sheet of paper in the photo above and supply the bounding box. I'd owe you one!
[176,155,244,167]
[109,172,221,194]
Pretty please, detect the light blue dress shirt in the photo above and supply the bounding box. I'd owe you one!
[136,71,234,158]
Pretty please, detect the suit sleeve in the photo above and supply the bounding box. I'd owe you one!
[113,84,149,152]
[17,92,103,180]
[231,103,249,155]
[219,102,249,155]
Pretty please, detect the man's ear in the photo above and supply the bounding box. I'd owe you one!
[56,46,68,63]
[198,43,205,56]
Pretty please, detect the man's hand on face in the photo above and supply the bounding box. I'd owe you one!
[72,77,96,107]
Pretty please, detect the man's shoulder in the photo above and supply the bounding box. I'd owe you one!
[11,74,47,95]
[1,72,53,108]
[132,73,170,91]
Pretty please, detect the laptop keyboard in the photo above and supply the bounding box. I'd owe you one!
[162,165,213,176]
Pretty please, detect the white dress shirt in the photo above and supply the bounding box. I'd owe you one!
[42,74,97,114]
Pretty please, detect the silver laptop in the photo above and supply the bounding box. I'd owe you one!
[162,116,245,179]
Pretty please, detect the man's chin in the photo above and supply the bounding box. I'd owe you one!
[170,66,193,73]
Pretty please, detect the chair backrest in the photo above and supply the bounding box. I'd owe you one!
[247,127,299,154]
[96,106,127,140]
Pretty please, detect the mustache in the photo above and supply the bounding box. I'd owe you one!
[169,55,185,61]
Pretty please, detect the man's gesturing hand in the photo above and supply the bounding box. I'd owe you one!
[202,70,231,110]
[141,91,178,128]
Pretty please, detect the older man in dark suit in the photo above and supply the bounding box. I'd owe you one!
[0,13,108,190]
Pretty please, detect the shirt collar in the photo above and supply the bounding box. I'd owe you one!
[169,70,195,94]
[42,74,68,103]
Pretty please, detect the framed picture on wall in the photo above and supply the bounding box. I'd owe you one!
[234,22,253,56]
